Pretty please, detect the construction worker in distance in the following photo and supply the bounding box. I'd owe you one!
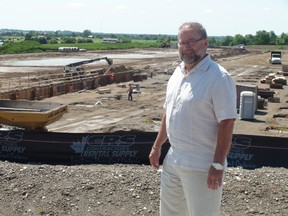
[127,84,133,101]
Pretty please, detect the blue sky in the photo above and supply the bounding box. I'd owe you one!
[1,0,287,36]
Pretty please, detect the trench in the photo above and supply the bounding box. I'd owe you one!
[0,70,147,101]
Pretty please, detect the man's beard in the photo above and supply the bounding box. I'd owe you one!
[179,51,202,64]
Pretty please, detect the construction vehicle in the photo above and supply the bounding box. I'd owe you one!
[233,44,246,50]
[64,57,113,77]
[269,51,282,64]
[160,37,171,48]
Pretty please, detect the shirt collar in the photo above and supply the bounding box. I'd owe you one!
[180,54,211,76]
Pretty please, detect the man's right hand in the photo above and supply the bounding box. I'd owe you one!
[149,147,162,170]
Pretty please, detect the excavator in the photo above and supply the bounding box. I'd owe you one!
[160,37,171,48]
[64,57,113,77]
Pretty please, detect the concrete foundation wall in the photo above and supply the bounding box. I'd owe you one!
[0,71,136,101]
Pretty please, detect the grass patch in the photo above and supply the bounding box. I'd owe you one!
[0,39,162,54]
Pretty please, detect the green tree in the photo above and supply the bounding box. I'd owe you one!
[221,36,233,46]
[277,33,288,45]
[25,32,33,40]
[269,31,277,45]
[83,29,92,38]
[77,38,93,43]
[232,34,246,45]
[254,30,270,45]
[62,37,77,44]
[36,37,48,44]
[49,39,58,44]
[208,37,217,47]
[244,34,255,45]
[55,31,60,37]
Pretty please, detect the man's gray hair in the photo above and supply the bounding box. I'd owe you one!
[178,22,207,39]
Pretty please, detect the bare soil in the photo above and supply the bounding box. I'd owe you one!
[0,48,287,216]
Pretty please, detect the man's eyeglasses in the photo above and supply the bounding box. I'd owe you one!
[178,38,204,47]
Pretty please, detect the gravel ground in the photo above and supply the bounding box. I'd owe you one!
[0,162,287,216]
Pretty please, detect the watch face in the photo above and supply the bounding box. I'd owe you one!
[213,163,223,170]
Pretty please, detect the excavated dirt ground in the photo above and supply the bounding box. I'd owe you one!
[0,48,287,216]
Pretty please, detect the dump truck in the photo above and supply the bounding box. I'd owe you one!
[64,57,113,77]
[269,51,282,64]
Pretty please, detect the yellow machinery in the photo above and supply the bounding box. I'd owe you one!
[0,100,67,131]
[64,57,113,77]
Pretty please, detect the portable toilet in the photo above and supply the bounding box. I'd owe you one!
[239,91,256,120]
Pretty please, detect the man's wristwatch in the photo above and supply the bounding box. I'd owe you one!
[212,163,224,171]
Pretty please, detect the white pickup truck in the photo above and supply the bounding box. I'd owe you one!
[269,51,282,64]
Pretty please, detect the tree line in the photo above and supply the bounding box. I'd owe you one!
[1,29,288,46]
[209,31,288,47]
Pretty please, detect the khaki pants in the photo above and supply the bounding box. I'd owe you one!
[160,162,223,216]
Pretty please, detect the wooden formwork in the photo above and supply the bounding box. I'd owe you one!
[0,67,135,101]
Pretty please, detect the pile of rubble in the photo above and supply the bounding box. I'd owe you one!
[258,65,288,103]
[260,73,287,89]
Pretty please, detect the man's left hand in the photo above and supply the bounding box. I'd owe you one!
[207,166,224,190]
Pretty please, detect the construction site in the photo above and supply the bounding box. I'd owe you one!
[0,47,288,216]
[0,48,287,134]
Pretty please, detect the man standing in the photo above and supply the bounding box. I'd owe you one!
[149,22,237,216]
[127,84,133,101]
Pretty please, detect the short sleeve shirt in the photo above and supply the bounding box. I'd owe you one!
[164,54,237,172]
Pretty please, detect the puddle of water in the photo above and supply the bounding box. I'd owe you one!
[9,55,153,67]
[6,50,179,67]
[12,58,90,67]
